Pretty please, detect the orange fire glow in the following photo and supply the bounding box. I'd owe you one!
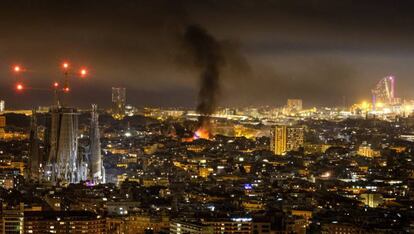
[182,137,194,143]
[194,128,210,140]
[181,127,211,142]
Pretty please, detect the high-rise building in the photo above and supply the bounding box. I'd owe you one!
[0,115,5,139]
[0,115,5,128]
[287,99,303,112]
[112,87,126,120]
[0,100,4,113]
[89,104,105,184]
[360,193,384,208]
[372,76,397,110]
[43,107,87,184]
[270,125,304,155]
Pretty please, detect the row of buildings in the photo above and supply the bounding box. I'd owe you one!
[0,204,299,233]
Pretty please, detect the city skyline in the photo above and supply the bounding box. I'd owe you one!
[2,1,414,232]
[2,0,414,108]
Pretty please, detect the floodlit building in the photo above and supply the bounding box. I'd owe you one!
[287,99,303,112]
[43,107,87,184]
[360,193,384,208]
[112,87,126,120]
[357,142,380,157]
[0,115,5,139]
[89,104,105,184]
[270,125,304,155]
[0,115,5,128]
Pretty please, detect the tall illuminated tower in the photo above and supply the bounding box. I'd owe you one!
[270,125,304,155]
[372,76,397,110]
[287,99,303,111]
[28,109,41,181]
[0,115,5,138]
[0,100,4,113]
[89,104,105,184]
[112,87,126,120]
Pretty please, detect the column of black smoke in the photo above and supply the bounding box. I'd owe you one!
[183,24,224,134]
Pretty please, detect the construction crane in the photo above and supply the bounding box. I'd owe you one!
[11,61,89,107]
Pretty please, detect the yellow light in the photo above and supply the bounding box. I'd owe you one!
[376,102,384,108]
[361,101,369,109]
[321,171,331,178]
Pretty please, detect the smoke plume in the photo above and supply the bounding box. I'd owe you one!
[183,24,225,131]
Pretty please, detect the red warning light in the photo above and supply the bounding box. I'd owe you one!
[63,87,70,93]
[62,62,69,69]
[80,68,87,77]
[53,82,59,88]
[16,83,24,91]
[13,65,21,73]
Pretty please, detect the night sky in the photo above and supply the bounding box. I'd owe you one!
[1,0,414,109]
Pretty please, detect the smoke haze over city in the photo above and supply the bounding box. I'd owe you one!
[2,0,414,108]
[4,1,414,233]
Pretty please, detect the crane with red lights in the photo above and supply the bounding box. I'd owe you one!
[11,61,90,106]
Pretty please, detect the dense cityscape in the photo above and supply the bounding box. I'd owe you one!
[2,1,414,234]
[1,77,414,233]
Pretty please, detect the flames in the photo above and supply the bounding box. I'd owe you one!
[194,127,210,140]
[182,127,211,142]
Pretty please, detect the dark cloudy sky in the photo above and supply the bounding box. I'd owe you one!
[1,0,414,109]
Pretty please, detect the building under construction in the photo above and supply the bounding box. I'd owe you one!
[43,106,87,184]
[89,104,105,184]
[28,105,105,185]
